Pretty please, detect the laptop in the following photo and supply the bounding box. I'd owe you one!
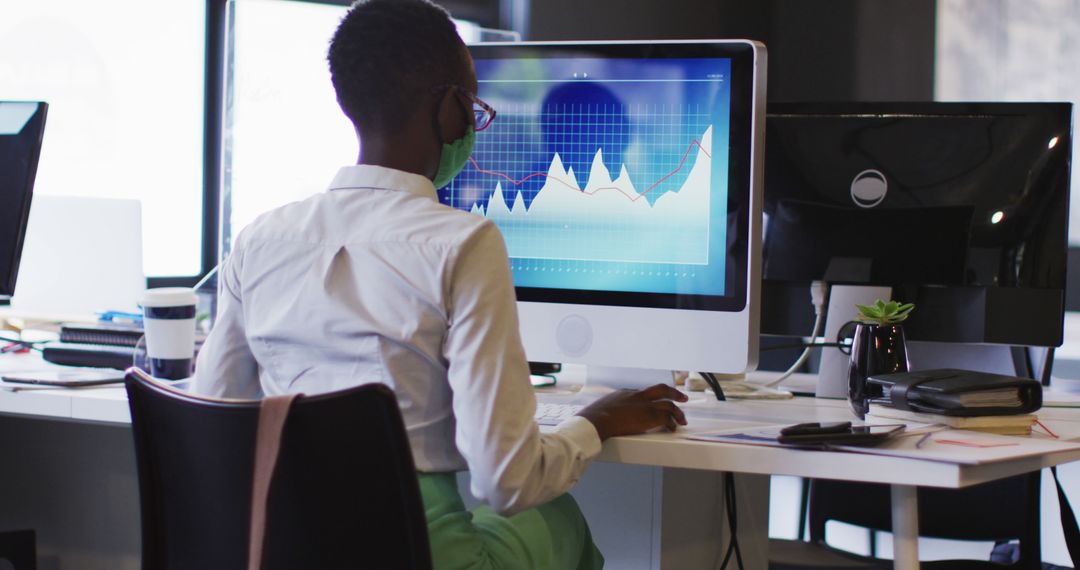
[4,195,144,319]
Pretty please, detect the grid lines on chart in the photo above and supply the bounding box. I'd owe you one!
[448,100,714,268]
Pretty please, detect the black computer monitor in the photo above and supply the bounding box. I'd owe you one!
[761,102,1072,347]
[0,101,48,304]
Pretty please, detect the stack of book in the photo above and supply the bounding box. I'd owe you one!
[41,322,144,370]
[865,369,1044,435]
[866,405,1037,436]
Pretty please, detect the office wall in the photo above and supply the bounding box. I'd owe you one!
[525,0,936,102]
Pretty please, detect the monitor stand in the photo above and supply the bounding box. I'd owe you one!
[816,284,892,398]
[580,366,676,396]
[906,341,1019,377]
[0,296,9,306]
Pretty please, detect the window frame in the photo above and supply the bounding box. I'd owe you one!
[200,0,508,286]
[147,0,227,288]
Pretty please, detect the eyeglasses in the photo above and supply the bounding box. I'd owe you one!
[432,84,497,131]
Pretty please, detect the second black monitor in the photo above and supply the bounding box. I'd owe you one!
[762,102,1072,346]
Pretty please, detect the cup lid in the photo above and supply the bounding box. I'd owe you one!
[140,287,198,308]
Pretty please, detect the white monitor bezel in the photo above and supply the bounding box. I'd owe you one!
[470,40,766,374]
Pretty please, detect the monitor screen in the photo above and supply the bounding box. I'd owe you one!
[441,41,765,376]
[442,42,759,312]
[0,101,48,300]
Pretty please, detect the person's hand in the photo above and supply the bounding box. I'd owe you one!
[577,383,689,441]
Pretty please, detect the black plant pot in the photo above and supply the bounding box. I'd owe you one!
[848,323,910,418]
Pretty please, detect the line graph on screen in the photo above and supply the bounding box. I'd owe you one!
[466,124,714,266]
[467,136,711,204]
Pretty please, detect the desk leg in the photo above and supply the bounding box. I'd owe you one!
[557,464,770,569]
[658,468,770,569]
[890,484,919,570]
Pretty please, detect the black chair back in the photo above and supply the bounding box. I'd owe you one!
[125,368,432,570]
[808,474,1041,568]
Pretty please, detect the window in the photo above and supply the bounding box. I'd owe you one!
[0,1,208,277]
[222,0,491,253]
[223,0,354,253]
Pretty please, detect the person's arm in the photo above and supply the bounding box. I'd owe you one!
[443,222,685,516]
[190,241,261,399]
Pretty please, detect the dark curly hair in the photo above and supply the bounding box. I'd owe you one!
[328,0,468,134]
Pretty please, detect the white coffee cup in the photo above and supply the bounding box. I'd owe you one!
[140,287,198,380]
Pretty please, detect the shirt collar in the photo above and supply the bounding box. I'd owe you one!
[328,164,438,200]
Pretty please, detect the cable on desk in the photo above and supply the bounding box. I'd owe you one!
[0,336,46,353]
[756,343,846,351]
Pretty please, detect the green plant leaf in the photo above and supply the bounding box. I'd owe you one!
[854,299,915,325]
[855,304,879,320]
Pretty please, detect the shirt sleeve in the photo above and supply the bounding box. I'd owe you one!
[191,241,262,399]
[442,221,602,516]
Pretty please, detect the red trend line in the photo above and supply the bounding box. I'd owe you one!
[467,139,712,203]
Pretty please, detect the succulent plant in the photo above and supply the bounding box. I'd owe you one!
[855,299,915,326]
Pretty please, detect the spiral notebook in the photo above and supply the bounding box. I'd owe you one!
[59,322,144,347]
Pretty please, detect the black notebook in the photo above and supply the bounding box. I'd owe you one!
[42,343,136,370]
[866,369,1043,417]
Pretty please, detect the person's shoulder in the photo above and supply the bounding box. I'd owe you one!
[400,196,497,247]
[233,188,496,250]
[228,192,332,246]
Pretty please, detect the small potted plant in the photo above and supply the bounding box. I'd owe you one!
[847,300,914,418]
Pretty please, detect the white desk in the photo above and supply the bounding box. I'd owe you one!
[536,371,1080,570]
[4,353,1080,569]
[0,353,130,423]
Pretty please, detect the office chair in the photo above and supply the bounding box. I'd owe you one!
[770,474,1042,569]
[0,529,35,570]
[125,369,432,570]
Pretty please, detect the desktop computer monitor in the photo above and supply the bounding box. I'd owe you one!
[761,102,1072,348]
[0,101,48,304]
[441,41,767,380]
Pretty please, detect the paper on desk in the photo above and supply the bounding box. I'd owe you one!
[843,431,1080,464]
[1043,387,1080,408]
[687,424,1080,465]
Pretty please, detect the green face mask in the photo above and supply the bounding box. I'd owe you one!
[432,126,475,189]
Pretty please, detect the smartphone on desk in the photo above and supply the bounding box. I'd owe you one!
[777,422,905,446]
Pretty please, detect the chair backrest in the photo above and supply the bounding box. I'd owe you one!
[808,474,1041,567]
[125,368,432,570]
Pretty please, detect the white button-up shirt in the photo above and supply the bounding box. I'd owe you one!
[192,164,601,515]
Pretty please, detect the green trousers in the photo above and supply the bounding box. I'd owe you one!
[419,472,605,570]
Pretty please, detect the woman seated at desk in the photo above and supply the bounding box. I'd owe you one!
[191,1,688,568]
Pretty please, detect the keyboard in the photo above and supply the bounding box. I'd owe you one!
[534,402,584,426]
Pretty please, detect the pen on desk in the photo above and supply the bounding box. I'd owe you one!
[908,425,949,448]
[1035,419,1060,439]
